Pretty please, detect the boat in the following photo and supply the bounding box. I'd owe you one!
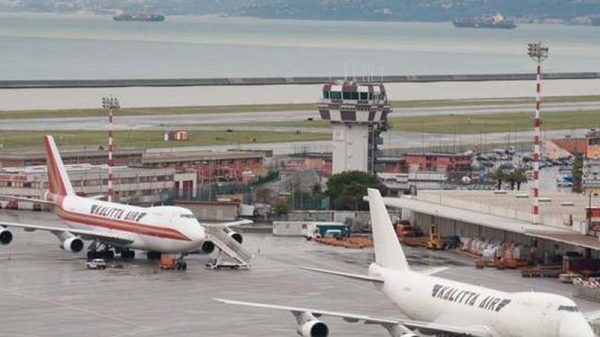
[453,14,516,29]
[113,13,165,22]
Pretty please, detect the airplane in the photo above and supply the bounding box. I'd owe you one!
[215,188,597,337]
[0,135,251,268]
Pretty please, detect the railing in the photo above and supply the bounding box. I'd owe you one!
[204,225,252,265]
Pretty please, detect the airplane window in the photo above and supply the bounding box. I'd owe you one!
[558,305,579,312]
[180,214,196,219]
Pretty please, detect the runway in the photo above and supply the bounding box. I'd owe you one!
[0,210,597,337]
[1,101,598,131]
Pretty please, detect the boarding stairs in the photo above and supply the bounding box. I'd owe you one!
[205,225,253,267]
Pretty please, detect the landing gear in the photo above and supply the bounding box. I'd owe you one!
[147,251,162,260]
[86,241,115,261]
[120,250,135,259]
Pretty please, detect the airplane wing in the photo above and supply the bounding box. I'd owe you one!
[300,266,384,283]
[205,219,254,228]
[0,195,55,205]
[213,298,494,337]
[0,221,134,246]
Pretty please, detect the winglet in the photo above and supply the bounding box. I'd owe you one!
[367,188,409,271]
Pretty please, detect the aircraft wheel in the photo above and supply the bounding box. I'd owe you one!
[182,262,187,270]
[87,251,96,260]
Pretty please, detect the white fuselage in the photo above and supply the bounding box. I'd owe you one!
[368,264,594,337]
[53,194,206,253]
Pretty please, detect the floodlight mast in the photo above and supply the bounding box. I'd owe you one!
[527,42,549,224]
[102,97,120,203]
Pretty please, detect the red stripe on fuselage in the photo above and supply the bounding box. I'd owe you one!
[54,203,191,242]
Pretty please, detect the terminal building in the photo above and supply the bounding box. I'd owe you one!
[318,80,391,174]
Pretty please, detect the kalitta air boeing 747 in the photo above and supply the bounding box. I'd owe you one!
[0,136,251,268]
[215,189,597,337]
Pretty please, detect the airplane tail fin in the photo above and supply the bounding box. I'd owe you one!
[367,188,409,271]
[44,136,74,197]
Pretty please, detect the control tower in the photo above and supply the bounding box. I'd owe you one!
[318,80,391,174]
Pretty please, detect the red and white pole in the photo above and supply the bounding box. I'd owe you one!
[108,107,114,203]
[532,60,541,224]
[527,42,548,225]
[103,97,119,203]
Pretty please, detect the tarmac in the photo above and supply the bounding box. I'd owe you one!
[0,210,598,337]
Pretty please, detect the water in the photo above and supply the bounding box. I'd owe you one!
[1,12,600,80]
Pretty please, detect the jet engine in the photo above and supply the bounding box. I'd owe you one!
[297,319,329,337]
[296,312,329,337]
[60,236,84,253]
[228,231,243,244]
[0,228,13,245]
[202,241,215,254]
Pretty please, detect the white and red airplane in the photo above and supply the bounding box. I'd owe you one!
[215,189,597,337]
[0,135,250,267]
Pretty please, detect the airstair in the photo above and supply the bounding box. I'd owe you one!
[204,225,253,268]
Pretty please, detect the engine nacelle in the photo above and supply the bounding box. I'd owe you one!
[228,231,243,244]
[61,237,84,253]
[297,320,329,337]
[0,228,13,245]
[202,241,215,254]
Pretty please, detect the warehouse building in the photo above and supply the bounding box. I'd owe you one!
[0,164,195,206]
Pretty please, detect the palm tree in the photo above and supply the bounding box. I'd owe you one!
[509,169,529,191]
[489,168,507,190]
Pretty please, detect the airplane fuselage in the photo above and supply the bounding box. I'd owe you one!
[369,264,594,337]
[51,194,206,253]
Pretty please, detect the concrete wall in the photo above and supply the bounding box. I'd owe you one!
[2,72,598,89]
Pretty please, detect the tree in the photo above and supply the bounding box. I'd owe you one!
[275,198,290,216]
[510,168,529,191]
[311,182,322,195]
[572,154,584,193]
[325,171,386,211]
[255,186,273,204]
[489,168,507,190]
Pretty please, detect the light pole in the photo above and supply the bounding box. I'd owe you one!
[527,42,549,224]
[102,97,120,203]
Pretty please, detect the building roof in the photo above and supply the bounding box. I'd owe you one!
[0,148,143,160]
[552,138,587,156]
[141,150,265,164]
[383,195,600,251]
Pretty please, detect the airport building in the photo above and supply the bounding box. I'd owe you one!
[0,164,194,206]
[0,147,270,184]
[385,190,600,261]
[318,80,391,174]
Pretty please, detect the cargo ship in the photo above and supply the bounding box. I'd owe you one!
[113,13,165,22]
[453,14,516,29]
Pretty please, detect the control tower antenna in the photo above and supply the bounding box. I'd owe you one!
[102,96,120,203]
[527,41,549,224]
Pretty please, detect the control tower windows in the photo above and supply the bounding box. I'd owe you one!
[330,91,342,99]
[360,93,368,100]
[343,92,351,99]
[323,91,330,99]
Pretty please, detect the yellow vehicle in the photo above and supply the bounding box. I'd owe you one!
[426,224,445,250]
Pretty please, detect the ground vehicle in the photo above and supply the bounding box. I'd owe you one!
[86,259,107,270]
[426,224,445,250]
[160,255,187,270]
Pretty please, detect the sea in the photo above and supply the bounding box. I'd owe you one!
[1,12,600,80]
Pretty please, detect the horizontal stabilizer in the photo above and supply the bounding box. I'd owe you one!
[0,195,54,205]
[301,267,384,283]
[420,266,449,276]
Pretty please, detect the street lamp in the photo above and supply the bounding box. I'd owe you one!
[527,42,549,225]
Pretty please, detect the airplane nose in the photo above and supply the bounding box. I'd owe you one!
[559,315,595,337]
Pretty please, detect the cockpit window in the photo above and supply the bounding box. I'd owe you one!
[558,305,579,312]
[180,214,196,219]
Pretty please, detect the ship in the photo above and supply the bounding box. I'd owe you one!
[453,14,516,29]
[113,13,165,22]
